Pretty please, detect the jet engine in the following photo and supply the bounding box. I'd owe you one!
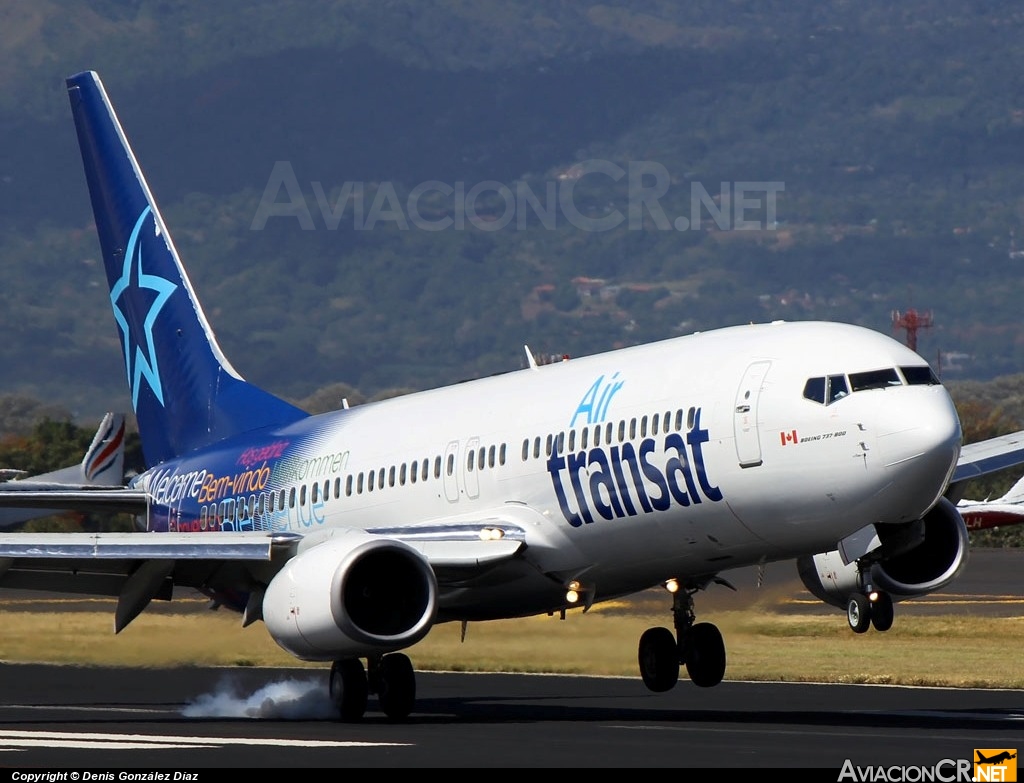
[262,530,438,661]
[796,497,969,624]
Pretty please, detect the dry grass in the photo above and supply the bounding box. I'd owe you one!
[4,599,1024,689]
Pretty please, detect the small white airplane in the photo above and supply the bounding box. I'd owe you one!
[0,412,125,529]
[0,70,1022,722]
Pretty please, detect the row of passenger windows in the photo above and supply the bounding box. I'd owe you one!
[199,408,700,529]
[521,407,697,460]
[802,365,940,406]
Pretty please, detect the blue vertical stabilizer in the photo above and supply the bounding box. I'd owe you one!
[67,71,308,467]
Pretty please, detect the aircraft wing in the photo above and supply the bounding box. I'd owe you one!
[0,519,527,631]
[946,428,1024,501]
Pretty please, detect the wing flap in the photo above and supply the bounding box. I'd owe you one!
[0,487,147,514]
[0,531,294,560]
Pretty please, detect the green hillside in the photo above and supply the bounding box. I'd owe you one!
[3,2,1024,418]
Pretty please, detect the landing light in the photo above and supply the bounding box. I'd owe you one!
[664,579,680,593]
[868,590,880,602]
[566,580,582,603]
[479,527,505,541]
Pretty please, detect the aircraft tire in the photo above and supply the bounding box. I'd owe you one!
[330,658,369,722]
[847,593,871,634]
[638,626,679,692]
[870,592,894,632]
[684,622,726,688]
[377,653,416,721]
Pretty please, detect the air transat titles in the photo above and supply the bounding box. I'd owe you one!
[548,407,723,527]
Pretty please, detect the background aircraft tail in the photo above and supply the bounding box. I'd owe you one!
[997,473,1024,503]
[66,71,308,467]
[0,412,126,529]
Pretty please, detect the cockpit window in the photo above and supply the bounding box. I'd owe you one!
[803,377,826,404]
[803,375,849,405]
[827,374,849,403]
[849,368,902,392]
[901,365,940,386]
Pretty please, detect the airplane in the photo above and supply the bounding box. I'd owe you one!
[0,412,126,529]
[0,69,1021,722]
[977,751,1017,765]
[956,472,1024,531]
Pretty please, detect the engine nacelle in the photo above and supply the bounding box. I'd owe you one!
[797,497,969,609]
[263,530,438,661]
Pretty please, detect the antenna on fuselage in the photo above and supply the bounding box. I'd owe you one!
[524,345,539,370]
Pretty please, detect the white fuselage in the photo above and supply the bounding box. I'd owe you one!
[140,320,962,622]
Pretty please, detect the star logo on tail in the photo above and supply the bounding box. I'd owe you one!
[109,207,178,411]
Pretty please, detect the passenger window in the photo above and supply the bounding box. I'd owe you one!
[803,377,826,404]
[593,425,601,448]
[357,473,364,494]
[675,409,683,431]
[568,430,576,451]
[499,443,506,465]
[533,437,541,459]
[447,454,454,476]
[467,450,475,471]
[399,463,407,485]
[580,428,588,449]
[522,439,529,461]
[346,475,353,496]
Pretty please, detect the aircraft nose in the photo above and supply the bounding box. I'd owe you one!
[874,387,962,522]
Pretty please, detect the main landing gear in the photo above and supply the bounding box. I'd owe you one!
[637,581,728,692]
[846,589,894,634]
[330,652,417,722]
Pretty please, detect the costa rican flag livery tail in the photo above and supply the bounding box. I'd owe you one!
[66,71,308,468]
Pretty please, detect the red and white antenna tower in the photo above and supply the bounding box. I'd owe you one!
[891,308,933,352]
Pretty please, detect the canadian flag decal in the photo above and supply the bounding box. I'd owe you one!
[780,430,799,446]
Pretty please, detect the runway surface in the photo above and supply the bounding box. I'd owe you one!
[0,665,1021,769]
[0,548,1020,770]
